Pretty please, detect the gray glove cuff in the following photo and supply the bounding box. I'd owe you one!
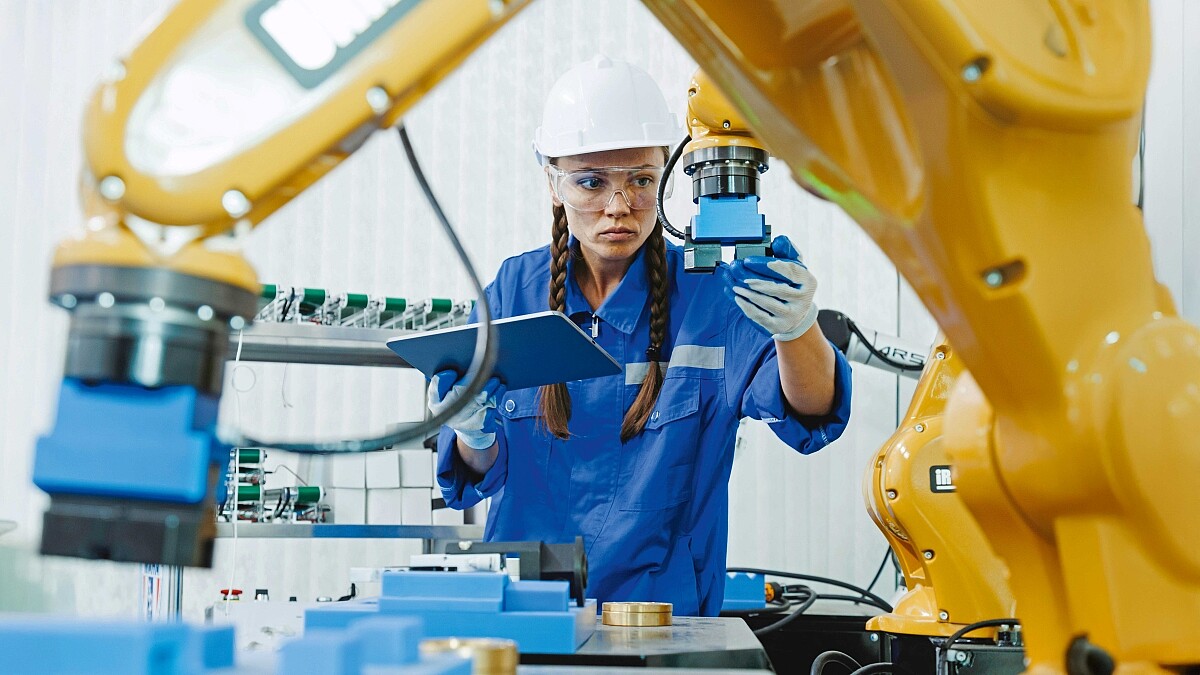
[772,302,819,342]
[456,430,496,451]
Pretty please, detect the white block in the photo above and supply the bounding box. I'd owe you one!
[401,488,432,525]
[432,507,464,526]
[366,450,402,489]
[327,455,366,488]
[399,450,433,488]
[366,489,404,524]
[326,488,366,524]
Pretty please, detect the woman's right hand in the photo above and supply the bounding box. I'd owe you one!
[426,370,506,450]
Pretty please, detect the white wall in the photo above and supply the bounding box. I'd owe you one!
[1,0,1190,622]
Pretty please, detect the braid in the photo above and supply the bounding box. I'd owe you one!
[539,204,572,439]
[621,222,669,442]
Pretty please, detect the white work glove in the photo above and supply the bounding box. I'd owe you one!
[426,370,506,450]
[722,236,819,342]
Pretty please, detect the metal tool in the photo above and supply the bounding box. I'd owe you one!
[445,536,588,607]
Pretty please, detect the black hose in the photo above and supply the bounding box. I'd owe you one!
[846,319,924,372]
[752,590,817,636]
[229,125,498,454]
[847,663,893,675]
[656,135,690,240]
[811,650,863,675]
[727,567,893,613]
[937,618,1019,675]
[719,598,795,617]
[866,548,892,594]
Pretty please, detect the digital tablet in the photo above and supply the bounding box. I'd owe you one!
[385,311,621,391]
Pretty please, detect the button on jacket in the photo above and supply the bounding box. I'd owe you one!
[437,241,852,616]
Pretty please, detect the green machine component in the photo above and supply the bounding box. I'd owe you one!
[294,486,323,504]
[429,298,452,313]
[384,297,406,313]
[260,284,277,300]
[236,485,261,502]
[302,287,326,306]
[344,293,370,309]
[237,448,264,464]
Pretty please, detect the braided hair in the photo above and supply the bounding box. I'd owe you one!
[538,206,670,442]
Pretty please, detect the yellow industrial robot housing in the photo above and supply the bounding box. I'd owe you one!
[35,2,1200,673]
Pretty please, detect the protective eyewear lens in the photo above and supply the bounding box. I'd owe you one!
[551,166,670,212]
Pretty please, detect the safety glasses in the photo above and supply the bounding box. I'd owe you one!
[547,165,672,212]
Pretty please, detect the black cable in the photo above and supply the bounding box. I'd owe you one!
[1067,636,1115,675]
[846,319,924,372]
[866,548,891,594]
[780,591,889,613]
[752,590,817,636]
[936,618,1019,675]
[811,650,863,675]
[720,597,799,617]
[728,567,893,613]
[847,663,893,675]
[656,134,690,240]
[272,490,290,520]
[1136,105,1145,211]
[814,594,890,611]
[229,125,498,454]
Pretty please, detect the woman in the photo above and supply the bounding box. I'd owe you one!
[430,56,852,616]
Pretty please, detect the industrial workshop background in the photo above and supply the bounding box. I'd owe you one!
[0,0,1196,622]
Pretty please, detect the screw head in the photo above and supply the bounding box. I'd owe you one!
[59,294,78,309]
[98,176,126,201]
[229,315,246,331]
[148,297,166,312]
[105,60,127,82]
[97,292,116,309]
[869,633,879,642]
[939,610,950,621]
[962,61,985,82]
[457,541,472,551]
[366,86,390,115]
[923,550,934,560]
[955,649,970,664]
[984,270,1004,287]
[222,190,251,218]
[914,423,925,433]
[722,120,731,129]
[886,489,898,500]
[936,350,946,360]
[197,305,215,321]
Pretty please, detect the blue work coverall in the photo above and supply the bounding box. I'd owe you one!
[437,241,852,616]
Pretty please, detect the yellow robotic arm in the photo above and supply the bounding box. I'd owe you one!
[642,1,1199,672]
[40,2,1200,672]
[37,0,530,568]
[863,336,1015,637]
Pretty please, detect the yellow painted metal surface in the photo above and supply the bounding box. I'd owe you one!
[60,0,530,289]
[681,70,768,157]
[640,0,1199,671]
[864,339,1014,637]
[51,0,1200,667]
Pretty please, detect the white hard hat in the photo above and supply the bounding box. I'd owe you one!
[533,55,680,165]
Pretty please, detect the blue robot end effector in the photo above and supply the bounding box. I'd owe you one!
[682,144,771,273]
[35,264,256,567]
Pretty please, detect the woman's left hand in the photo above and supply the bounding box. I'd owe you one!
[721,235,819,342]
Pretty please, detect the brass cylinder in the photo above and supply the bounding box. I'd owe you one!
[419,637,518,675]
[601,601,673,627]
